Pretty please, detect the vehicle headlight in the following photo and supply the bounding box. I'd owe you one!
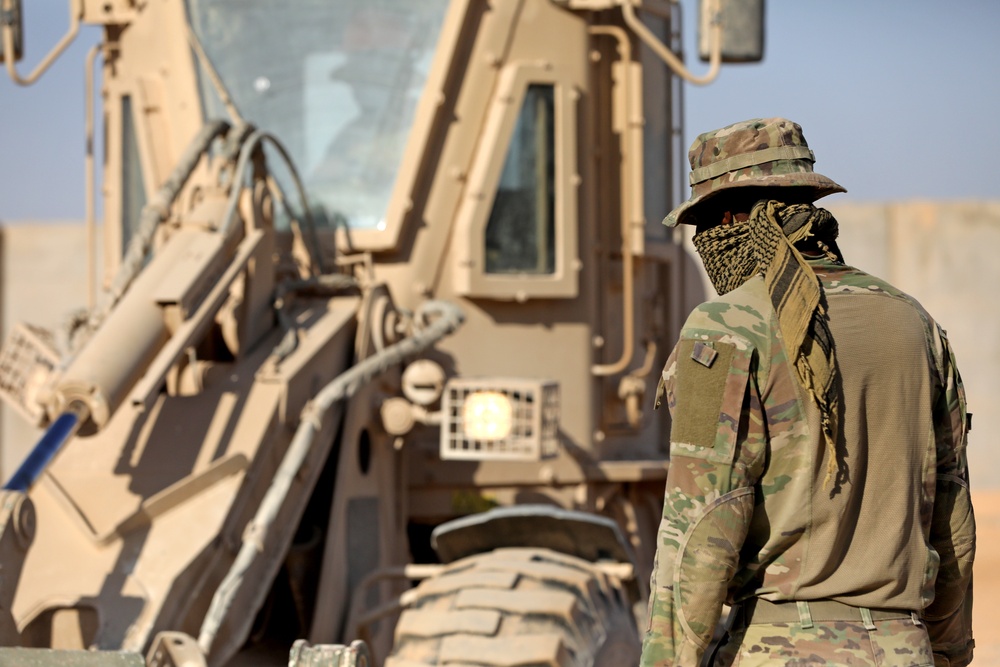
[461,391,513,441]
[441,378,559,461]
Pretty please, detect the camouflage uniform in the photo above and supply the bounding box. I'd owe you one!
[640,119,975,666]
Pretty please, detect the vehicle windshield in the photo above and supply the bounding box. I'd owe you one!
[187,0,450,230]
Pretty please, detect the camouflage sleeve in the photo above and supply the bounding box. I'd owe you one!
[640,332,765,666]
[923,327,975,667]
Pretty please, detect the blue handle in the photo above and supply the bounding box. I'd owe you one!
[3,411,82,492]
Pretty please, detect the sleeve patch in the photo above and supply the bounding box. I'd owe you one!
[671,339,736,448]
[691,341,719,368]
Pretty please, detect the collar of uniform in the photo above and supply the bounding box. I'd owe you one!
[804,254,845,269]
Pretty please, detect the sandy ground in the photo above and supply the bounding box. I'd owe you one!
[973,490,1000,665]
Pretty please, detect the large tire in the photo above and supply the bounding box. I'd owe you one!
[386,547,640,667]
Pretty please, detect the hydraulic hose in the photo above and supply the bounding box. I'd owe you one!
[91,120,231,334]
[219,128,326,274]
[273,274,360,363]
[90,122,324,342]
[197,300,465,656]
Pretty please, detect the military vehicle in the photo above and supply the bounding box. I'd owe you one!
[0,0,763,664]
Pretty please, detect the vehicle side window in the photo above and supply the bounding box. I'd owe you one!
[454,64,579,300]
[121,95,147,256]
[484,84,555,275]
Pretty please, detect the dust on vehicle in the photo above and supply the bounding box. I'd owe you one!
[0,0,763,664]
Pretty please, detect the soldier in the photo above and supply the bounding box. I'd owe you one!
[640,118,975,666]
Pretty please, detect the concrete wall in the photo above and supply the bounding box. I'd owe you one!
[1,205,998,487]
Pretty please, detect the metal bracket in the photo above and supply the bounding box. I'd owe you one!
[288,639,372,667]
[146,631,207,667]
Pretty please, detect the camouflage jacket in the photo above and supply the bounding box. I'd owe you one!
[640,257,975,666]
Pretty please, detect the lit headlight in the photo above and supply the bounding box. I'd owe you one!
[461,391,513,440]
[441,378,558,461]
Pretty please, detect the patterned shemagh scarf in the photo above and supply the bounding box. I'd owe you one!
[693,200,842,489]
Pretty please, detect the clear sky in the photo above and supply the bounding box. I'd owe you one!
[679,1,1000,205]
[1,1,998,220]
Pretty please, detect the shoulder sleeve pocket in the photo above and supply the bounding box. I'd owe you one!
[670,337,753,460]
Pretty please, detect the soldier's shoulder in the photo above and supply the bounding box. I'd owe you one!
[682,277,773,351]
[821,263,915,301]
[820,263,937,324]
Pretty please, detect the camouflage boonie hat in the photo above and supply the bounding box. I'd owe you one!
[663,117,846,227]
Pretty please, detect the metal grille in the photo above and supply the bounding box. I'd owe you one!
[0,323,60,426]
[441,378,559,461]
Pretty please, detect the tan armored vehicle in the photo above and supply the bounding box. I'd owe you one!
[0,0,762,664]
